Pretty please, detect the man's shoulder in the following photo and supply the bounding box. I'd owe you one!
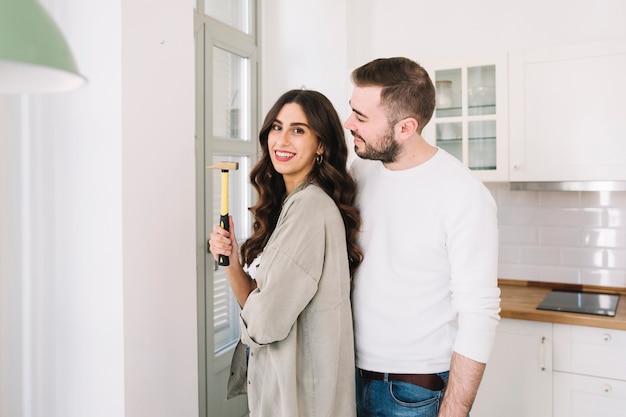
[349,157,379,178]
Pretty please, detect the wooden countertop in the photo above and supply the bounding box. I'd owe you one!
[498,279,626,331]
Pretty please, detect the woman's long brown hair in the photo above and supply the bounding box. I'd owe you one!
[240,89,363,276]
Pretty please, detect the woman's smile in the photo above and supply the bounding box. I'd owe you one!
[274,150,296,162]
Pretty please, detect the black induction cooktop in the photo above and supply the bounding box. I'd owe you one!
[536,290,620,317]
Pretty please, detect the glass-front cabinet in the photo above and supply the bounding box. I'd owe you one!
[425,55,508,182]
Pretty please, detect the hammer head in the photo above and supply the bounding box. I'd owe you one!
[206,161,239,171]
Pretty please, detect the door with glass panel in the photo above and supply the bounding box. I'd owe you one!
[424,54,509,182]
[194,1,257,416]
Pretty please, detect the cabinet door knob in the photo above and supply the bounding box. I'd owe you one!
[602,333,612,342]
[603,384,613,393]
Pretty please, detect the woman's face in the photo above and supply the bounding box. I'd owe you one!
[268,102,322,193]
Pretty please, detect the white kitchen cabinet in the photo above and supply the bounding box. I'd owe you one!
[509,39,626,182]
[471,318,552,417]
[424,54,509,182]
[553,373,626,417]
[553,324,626,417]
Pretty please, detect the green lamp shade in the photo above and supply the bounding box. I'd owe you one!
[0,0,86,93]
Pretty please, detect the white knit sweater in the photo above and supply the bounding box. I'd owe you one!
[350,149,501,374]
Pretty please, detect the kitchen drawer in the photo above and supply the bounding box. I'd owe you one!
[553,324,626,380]
[553,371,626,417]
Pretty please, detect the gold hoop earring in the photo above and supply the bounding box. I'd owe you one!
[316,154,323,165]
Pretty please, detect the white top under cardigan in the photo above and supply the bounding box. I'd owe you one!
[238,182,356,417]
[350,148,501,374]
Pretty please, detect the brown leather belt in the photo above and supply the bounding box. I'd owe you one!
[358,369,444,391]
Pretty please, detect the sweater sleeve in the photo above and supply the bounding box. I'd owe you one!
[447,182,501,363]
[239,188,330,348]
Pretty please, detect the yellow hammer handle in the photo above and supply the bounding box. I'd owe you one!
[220,170,229,216]
[218,169,231,266]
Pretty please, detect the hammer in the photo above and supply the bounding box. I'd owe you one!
[206,161,239,266]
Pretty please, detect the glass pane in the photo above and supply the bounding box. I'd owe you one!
[212,47,250,141]
[436,122,462,162]
[468,65,496,116]
[468,120,496,170]
[210,155,252,353]
[435,68,462,117]
[205,0,251,34]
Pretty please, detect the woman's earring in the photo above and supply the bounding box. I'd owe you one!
[316,154,324,165]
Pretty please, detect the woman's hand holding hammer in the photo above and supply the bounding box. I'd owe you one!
[208,216,256,307]
[209,216,240,267]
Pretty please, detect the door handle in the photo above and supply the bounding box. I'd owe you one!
[539,336,546,371]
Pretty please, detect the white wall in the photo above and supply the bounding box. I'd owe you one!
[0,0,198,416]
[120,1,197,416]
[260,0,350,124]
[45,2,125,415]
[347,0,626,65]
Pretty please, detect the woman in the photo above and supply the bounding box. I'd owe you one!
[209,89,362,417]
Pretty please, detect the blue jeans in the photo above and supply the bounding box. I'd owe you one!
[356,368,450,417]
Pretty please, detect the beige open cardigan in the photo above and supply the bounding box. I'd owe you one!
[228,182,356,417]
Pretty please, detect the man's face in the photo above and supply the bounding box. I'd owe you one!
[344,85,400,163]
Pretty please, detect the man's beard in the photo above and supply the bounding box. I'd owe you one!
[354,126,400,163]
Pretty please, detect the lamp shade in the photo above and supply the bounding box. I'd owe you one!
[0,0,86,93]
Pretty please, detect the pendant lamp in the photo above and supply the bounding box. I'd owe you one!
[0,0,86,94]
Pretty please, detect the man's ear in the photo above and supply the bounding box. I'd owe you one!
[397,117,419,138]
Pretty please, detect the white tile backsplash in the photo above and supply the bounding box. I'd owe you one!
[540,228,581,246]
[582,269,626,287]
[583,228,626,248]
[608,249,626,269]
[499,226,538,245]
[539,190,581,207]
[486,183,626,289]
[498,245,521,263]
[520,247,562,265]
[561,248,604,268]
[560,208,604,227]
[607,208,626,227]
[537,266,585,284]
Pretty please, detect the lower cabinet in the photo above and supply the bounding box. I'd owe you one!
[472,319,626,417]
[553,324,626,417]
[553,372,626,417]
[472,318,553,417]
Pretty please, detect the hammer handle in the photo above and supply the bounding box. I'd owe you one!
[218,214,230,266]
[218,170,230,266]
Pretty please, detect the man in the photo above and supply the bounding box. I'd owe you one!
[345,57,501,417]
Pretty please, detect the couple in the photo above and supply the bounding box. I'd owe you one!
[208,57,501,417]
